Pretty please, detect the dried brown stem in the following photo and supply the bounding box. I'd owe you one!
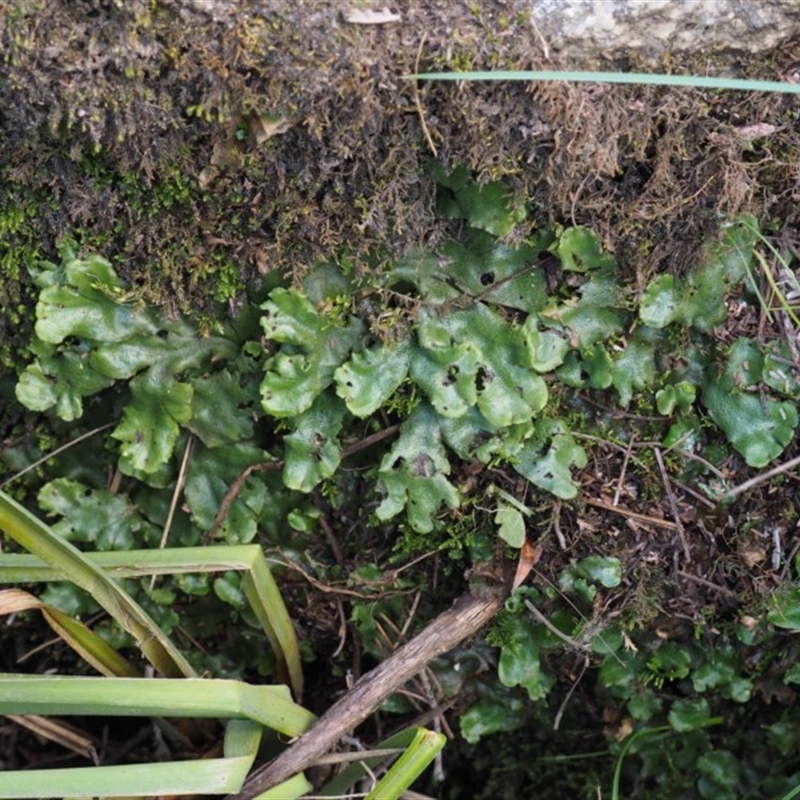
[654,447,691,563]
[203,461,282,542]
[226,588,508,800]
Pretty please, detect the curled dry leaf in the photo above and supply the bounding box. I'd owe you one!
[512,538,542,591]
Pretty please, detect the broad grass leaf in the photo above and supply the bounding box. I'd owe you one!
[0,588,138,677]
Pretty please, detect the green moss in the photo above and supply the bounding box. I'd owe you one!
[0,180,53,370]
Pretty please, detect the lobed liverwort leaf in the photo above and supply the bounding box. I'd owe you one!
[640,216,756,332]
[439,230,550,312]
[410,305,547,427]
[701,338,797,467]
[260,288,364,418]
[16,340,113,421]
[509,419,587,499]
[460,693,528,744]
[184,444,271,544]
[610,327,658,406]
[112,367,194,475]
[37,478,157,551]
[376,404,459,533]
[495,505,526,548]
[437,406,509,464]
[447,305,548,427]
[335,340,410,418]
[497,615,556,701]
[557,226,617,272]
[260,288,322,346]
[17,246,240,479]
[188,368,260,448]
[34,251,160,345]
[433,163,527,236]
[283,393,346,493]
[410,312,480,419]
[540,244,627,350]
[523,317,569,372]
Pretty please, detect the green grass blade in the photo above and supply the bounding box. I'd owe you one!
[0,693,309,798]
[253,773,313,800]
[242,550,304,698]
[317,727,445,798]
[406,70,800,94]
[1,720,264,799]
[0,588,139,677]
[224,718,264,757]
[42,604,140,677]
[0,544,262,581]
[780,783,800,800]
[0,756,255,798]
[0,674,315,737]
[0,489,196,678]
[612,727,669,800]
[0,546,304,699]
[753,249,800,328]
[365,728,446,800]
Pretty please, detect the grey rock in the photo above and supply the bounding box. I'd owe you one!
[531,0,800,62]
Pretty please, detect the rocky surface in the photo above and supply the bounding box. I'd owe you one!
[531,0,800,63]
